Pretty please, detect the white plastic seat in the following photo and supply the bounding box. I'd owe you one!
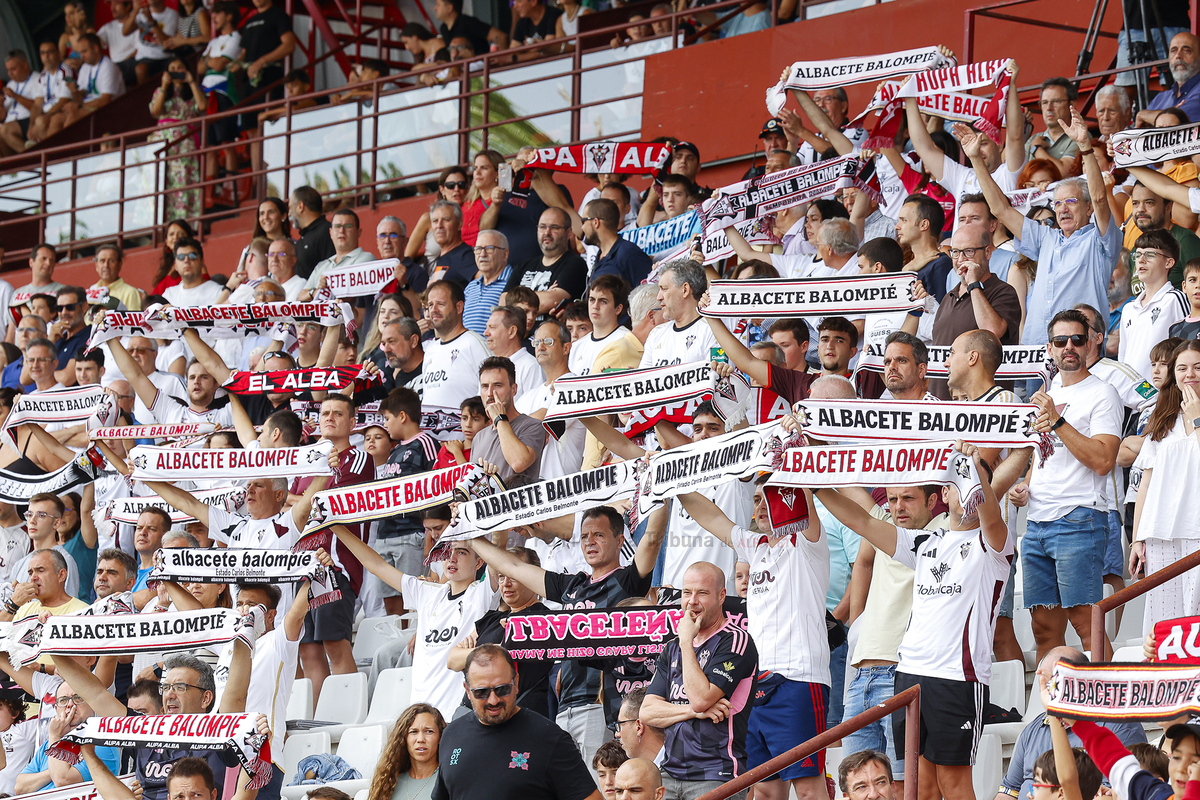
[290,724,389,800]
[281,731,331,786]
[993,674,1047,749]
[287,678,313,722]
[1113,645,1143,662]
[354,791,368,800]
[365,668,413,725]
[352,616,404,667]
[972,733,1003,800]
[306,672,370,742]
[990,660,1026,717]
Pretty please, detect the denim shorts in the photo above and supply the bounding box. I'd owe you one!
[1022,506,1106,608]
[1102,509,1124,578]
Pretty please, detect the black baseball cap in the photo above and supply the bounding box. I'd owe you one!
[759,119,785,138]
[674,141,700,160]
[1167,723,1200,749]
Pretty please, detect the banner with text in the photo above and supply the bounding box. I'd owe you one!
[766,47,955,116]
[1110,123,1200,168]
[701,274,920,319]
[852,343,1052,384]
[460,461,640,533]
[323,259,400,298]
[105,486,245,526]
[128,441,333,482]
[303,462,478,535]
[523,142,671,174]
[1046,659,1200,721]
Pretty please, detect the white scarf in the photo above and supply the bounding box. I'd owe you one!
[1110,122,1200,168]
[543,362,750,428]
[767,439,985,516]
[766,47,955,116]
[144,301,351,331]
[90,422,216,441]
[322,258,400,298]
[702,274,920,319]
[304,462,478,535]
[896,58,1010,99]
[3,385,106,445]
[852,342,1052,384]
[0,449,105,503]
[148,548,342,607]
[128,440,334,482]
[49,713,273,790]
[1045,659,1200,721]
[459,461,640,533]
[105,486,245,526]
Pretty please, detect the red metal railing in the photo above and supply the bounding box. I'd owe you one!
[697,685,921,800]
[1091,549,1200,658]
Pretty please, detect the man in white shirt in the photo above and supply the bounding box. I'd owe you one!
[516,319,584,478]
[1120,229,1189,379]
[0,50,41,156]
[1009,309,1122,662]
[818,441,1012,800]
[97,0,139,86]
[421,280,491,436]
[108,330,233,428]
[880,332,934,401]
[301,209,376,297]
[161,239,224,307]
[60,35,125,129]
[124,0,178,84]
[484,306,543,403]
[267,239,306,300]
[234,583,306,761]
[120,335,186,424]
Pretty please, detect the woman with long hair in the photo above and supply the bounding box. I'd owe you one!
[149,60,206,222]
[163,0,211,54]
[445,547,553,717]
[400,24,446,65]
[58,1,94,72]
[1131,340,1200,631]
[253,197,291,241]
[368,703,444,800]
[462,150,503,247]
[406,167,470,264]
[360,293,409,366]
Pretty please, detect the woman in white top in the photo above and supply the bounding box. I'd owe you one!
[555,0,591,39]
[369,703,445,800]
[1131,340,1200,633]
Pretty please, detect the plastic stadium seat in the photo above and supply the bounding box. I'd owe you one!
[365,668,413,725]
[1112,645,1144,662]
[281,731,331,786]
[352,616,404,667]
[280,725,389,800]
[354,792,368,800]
[972,733,1003,800]
[990,660,1027,716]
[287,678,313,722]
[1115,593,1147,648]
[993,675,1046,750]
[299,673,370,742]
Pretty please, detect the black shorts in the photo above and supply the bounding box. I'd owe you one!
[891,671,986,766]
[301,571,357,644]
[202,92,239,146]
[14,117,29,137]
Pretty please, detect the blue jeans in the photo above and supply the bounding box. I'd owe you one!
[827,639,847,727]
[842,664,904,777]
[1103,509,1124,578]
[1023,506,1107,608]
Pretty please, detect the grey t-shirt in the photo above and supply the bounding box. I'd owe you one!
[471,413,546,487]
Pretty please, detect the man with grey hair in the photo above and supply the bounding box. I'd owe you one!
[1,313,46,390]
[463,230,512,335]
[484,306,543,403]
[1093,85,1132,140]
[431,200,476,287]
[517,318,585,478]
[640,261,714,369]
[965,109,1120,345]
[765,148,800,174]
[380,317,424,395]
[267,238,305,300]
[1137,31,1200,126]
[629,282,662,345]
[371,215,426,332]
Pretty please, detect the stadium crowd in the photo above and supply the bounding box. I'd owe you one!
[3,26,1200,800]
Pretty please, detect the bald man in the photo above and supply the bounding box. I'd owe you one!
[1138,32,1200,127]
[641,562,758,800]
[615,759,665,800]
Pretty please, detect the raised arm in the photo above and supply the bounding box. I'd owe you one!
[227,393,258,448]
[1063,107,1111,235]
[633,501,668,578]
[957,123,1025,238]
[813,487,899,556]
[290,473,330,530]
[81,746,135,800]
[283,581,311,642]
[904,98,947,183]
[578,416,647,461]
[182,328,232,384]
[469,534,548,598]
[1126,164,1193,206]
[790,89,854,155]
[698,306,770,387]
[143,481,210,527]
[48,655,126,717]
[329,524,407,591]
[676,492,736,548]
[1003,59,1026,172]
[107,333,160,411]
[721,224,774,266]
[961,442,1008,552]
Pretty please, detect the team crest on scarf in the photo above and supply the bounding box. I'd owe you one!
[590,144,611,171]
[953,455,972,479]
[779,487,797,509]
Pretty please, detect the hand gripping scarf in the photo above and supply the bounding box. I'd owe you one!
[148,547,342,607]
[3,385,107,446]
[321,258,400,299]
[767,439,985,518]
[853,342,1053,386]
[105,486,246,526]
[49,713,273,789]
[303,462,479,536]
[543,362,750,433]
[223,365,382,395]
[766,47,956,116]
[1045,659,1200,722]
[522,142,671,174]
[1109,122,1200,168]
[128,440,334,482]
[792,399,1053,461]
[84,310,160,353]
[90,422,216,441]
[698,156,872,239]
[701,274,921,319]
[0,448,105,504]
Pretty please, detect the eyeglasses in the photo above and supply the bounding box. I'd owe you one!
[467,682,514,700]
[377,232,403,240]
[159,682,205,694]
[532,337,557,347]
[580,217,597,224]
[55,694,86,708]
[1050,334,1088,348]
[1050,198,1082,210]
[536,224,568,232]
[267,253,293,260]
[27,357,55,364]
[128,346,156,355]
[442,181,469,190]
[175,252,201,261]
[474,245,505,255]
[607,718,637,733]
[948,247,986,259]
[1133,249,1167,262]
[24,510,61,522]
[331,223,357,231]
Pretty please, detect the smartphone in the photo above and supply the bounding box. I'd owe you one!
[552,297,570,315]
[498,163,513,192]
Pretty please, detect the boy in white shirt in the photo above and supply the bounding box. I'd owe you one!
[1120,229,1189,380]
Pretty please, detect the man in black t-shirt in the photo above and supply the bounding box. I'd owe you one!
[511,0,561,56]
[431,200,478,287]
[434,0,506,57]
[486,166,574,269]
[380,318,425,395]
[504,207,586,313]
[289,186,335,280]
[433,644,598,800]
[238,0,296,129]
[470,504,667,774]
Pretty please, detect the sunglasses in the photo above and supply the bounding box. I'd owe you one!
[467,682,514,700]
[442,181,468,190]
[175,252,201,261]
[1050,334,1088,348]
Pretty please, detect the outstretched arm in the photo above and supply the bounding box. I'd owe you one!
[1126,164,1193,207]
[469,534,548,597]
[48,655,126,717]
[957,123,1024,238]
[1064,107,1112,235]
[1003,59,1026,172]
[182,329,232,385]
[329,525,407,591]
[904,97,946,183]
[81,746,135,800]
[722,224,774,266]
[227,393,259,448]
[699,306,770,388]
[106,333,159,411]
[290,473,330,530]
[144,481,209,527]
[579,416,647,461]
[677,492,736,548]
[813,487,898,556]
[791,88,854,155]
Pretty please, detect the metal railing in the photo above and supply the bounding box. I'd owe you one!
[1091,549,1200,658]
[697,685,920,800]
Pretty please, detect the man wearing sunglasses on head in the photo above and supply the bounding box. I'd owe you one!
[1007,309,1122,663]
[434,644,600,800]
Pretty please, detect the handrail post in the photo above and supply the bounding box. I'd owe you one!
[570,40,582,142]
[283,97,294,201]
[118,134,127,246]
[904,691,919,800]
[481,56,491,151]
[369,79,379,208]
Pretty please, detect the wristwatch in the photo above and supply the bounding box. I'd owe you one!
[493,414,509,427]
[968,281,986,293]
[1050,416,1067,431]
